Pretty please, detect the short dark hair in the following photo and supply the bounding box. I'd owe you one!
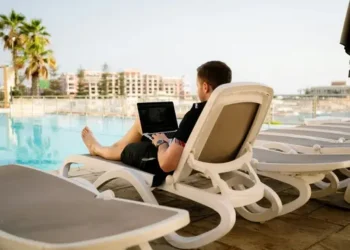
[197,61,232,90]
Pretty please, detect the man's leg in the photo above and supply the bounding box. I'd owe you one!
[81,118,143,160]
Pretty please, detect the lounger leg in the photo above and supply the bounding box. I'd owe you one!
[339,168,350,178]
[59,162,73,177]
[256,172,322,217]
[162,184,235,249]
[210,171,282,223]
[235,184,283,223]
[311,172,340,198]
[339,178,350,189]
[345,185,350,203]
[93,169,158,204]
[338,169,350,189]
[264,172,324,216]
[138,242,153,250]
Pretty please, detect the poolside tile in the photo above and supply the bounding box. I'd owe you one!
[97,177,133,190]
[151,237,232,250]
[307,225,350,250]
[315,192,350,210]
[163,198,216,222]
[309,206,350,226]
[181,213,341,250]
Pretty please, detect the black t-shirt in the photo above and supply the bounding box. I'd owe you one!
[174,101,207,145]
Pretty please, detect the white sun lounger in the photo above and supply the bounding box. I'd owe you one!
[251,148,350,218]
[259,127,350,187]
[255,133,350,200]
[0,164,190,250]
[60,83,273,248]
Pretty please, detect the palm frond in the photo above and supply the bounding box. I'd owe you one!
[24,67,31,79]
[48,57,57,69]
[31,19,42,27]
[41,49,53,56]
[9,10,17,22]
[15,57,26,69]
[40,66,48,79]
[0,15,9,22]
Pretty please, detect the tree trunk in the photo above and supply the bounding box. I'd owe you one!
[31,73,40,96]
[12,49,19,87]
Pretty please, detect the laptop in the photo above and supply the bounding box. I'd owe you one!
[137,102,178,140]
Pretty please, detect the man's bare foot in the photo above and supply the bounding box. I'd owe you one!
[81,126,101,155]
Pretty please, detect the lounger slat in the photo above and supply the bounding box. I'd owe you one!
[257,134,350,148]
[253,148,350,164]
[303,125,350,133]
[0,165,176,244]
[264,129,350,140]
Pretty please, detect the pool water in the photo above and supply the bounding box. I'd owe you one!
[0,113,289,171]
[0,114,135,171]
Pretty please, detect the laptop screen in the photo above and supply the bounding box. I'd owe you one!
[137,102,178,133]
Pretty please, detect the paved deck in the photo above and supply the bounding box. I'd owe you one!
[62,167,350,250]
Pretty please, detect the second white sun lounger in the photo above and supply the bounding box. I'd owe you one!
[251,148,350,219]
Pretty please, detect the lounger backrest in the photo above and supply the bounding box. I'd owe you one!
[172,83,273,182]
[198,102,259,163]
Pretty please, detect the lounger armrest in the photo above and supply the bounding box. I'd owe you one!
[187,148,253,175]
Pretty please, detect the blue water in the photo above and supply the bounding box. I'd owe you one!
[0,114,135,171]
[0,113,295,171]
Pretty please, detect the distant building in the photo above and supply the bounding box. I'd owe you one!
[59,73,79,95]
[59,69,189,98]
[302,81,350,96]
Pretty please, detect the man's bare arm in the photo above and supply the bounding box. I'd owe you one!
[157,138,185,172]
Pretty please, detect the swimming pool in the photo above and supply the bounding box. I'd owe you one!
[0,113,290,171]
[0,114,135,170]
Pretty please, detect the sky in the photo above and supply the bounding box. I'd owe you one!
[0,0,349,94]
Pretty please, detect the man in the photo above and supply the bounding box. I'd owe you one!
[82,61,232,185]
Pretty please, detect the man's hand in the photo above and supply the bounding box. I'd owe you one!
[151,133,169,146]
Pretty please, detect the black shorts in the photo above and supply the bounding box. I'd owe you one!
[120,140,171,186]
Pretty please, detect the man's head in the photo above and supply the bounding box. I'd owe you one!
[196,61,232,102]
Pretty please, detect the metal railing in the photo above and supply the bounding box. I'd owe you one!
[9,95,197,119]
[6,94,350,124]
[268,95,350,124]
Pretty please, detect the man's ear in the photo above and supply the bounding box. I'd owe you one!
[204,82,212,93]
[202,82,208,93]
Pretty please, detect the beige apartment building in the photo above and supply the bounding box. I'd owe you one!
[59,69,189,98]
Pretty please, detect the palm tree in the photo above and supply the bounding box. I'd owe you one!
[18,19,55,96]
[0,10,26,87]
[17,45,56,96]
[20,19,50,49]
